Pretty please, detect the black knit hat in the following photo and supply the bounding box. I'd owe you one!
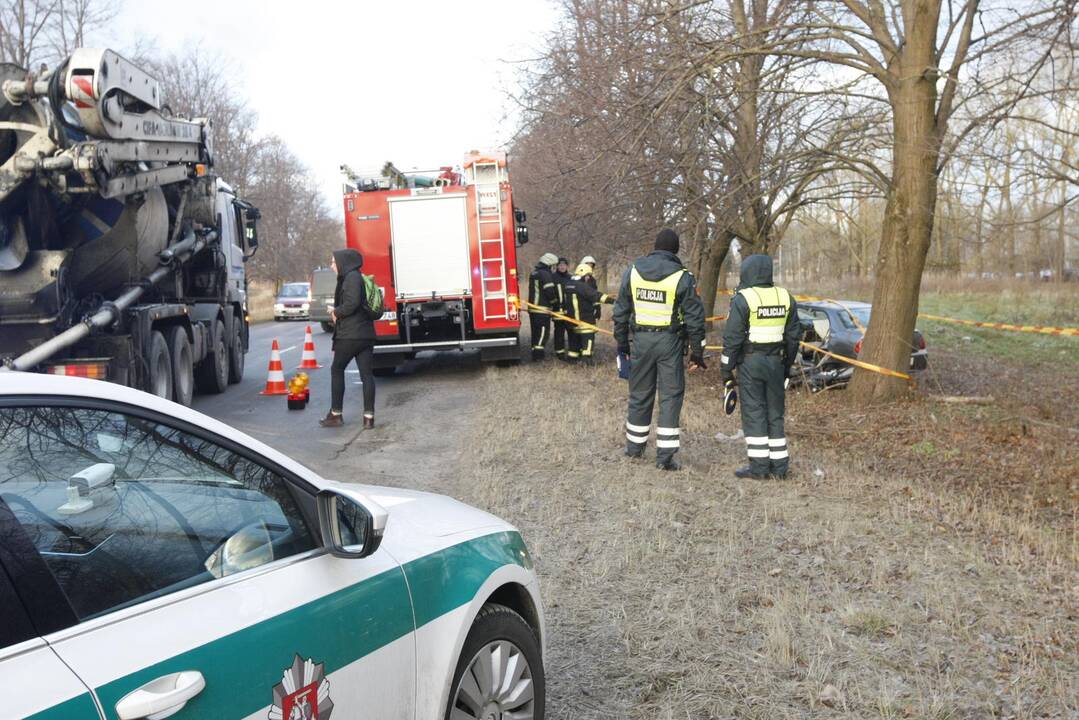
[654,228,680,254]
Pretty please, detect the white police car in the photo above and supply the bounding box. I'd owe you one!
[0,373,544,720]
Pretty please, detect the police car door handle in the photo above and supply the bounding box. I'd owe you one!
[115,670,206,720]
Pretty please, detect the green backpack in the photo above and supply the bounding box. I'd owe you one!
[362,274,384,320]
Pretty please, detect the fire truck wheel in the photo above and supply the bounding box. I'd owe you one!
[495,359,520,368]
[147,330,173,402]
[195,319,229,394]
[228,315,244,384]
[167,326,194,407]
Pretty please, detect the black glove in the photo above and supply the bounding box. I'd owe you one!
[721,368,735,384]
[618,345,631,357]
[689,352,706,369]
[784,362,794,379]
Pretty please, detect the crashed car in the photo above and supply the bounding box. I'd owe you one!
[793,300,928,390]
[0,373,544,720]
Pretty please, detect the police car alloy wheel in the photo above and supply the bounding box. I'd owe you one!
[447,604,545,720]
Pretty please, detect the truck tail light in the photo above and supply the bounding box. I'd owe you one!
[45,361,108,380]
[918,335,927,350]
[854,339,863,356]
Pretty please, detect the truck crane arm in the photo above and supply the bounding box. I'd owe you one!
[1,48,211,202]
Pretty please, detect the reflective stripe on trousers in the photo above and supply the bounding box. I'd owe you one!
[656,426,679,449]
[626,421,649,445]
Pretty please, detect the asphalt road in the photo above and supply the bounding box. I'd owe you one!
[192,320,487,488]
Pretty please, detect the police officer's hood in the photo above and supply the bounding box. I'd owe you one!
[738,254,774,290]
[633,250,684,281]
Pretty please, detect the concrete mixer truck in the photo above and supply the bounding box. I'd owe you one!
[0,48,260,406]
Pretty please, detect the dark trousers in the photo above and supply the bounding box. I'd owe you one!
[568,330,595,361]
[738,352,788,475]
[625,331,685,463]
[553,320,568,358]
[530,312,550,353]
[331,340,375,415]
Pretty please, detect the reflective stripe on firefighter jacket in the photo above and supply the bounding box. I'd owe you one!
[630,267,685,327]
[738,286,791,344]
[528,266,559,313]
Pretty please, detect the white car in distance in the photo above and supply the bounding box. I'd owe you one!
[0,373,544,720]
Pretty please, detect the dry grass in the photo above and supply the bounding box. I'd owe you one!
[247,280,276,323]
[444,357,1078,719]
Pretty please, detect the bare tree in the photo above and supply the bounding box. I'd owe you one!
[0,0,57,67]
[738,0,1078,400]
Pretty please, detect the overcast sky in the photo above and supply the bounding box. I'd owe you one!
[112,0,559,212]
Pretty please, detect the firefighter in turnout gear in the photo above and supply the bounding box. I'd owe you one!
[552,257,572,361]
[528,252,561,360]
[720,254,801,479]
[613,229,706,470]
[564,263,614,363]
[580,255,603,320]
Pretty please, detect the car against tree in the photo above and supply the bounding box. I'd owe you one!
[274,283,312,321]
[794,300,928,390]
[0,373,545,720]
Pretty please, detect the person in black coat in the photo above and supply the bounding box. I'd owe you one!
[320,248,377,428]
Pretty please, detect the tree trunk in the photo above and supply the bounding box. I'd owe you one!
[849,8,941,403]
[691,231,733,320]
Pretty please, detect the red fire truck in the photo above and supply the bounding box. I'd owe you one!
[341,151,528,372]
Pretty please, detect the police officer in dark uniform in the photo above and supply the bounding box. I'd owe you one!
[552,257,572,361]
[563,262,614,363]
[528,252,560,360]
[613,229,706,470]
[720,254,801,479]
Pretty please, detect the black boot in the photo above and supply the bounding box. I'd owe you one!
[656,457,681,471]
[531,349,545,361]
[734,466,769,479]
[624,446,644,459]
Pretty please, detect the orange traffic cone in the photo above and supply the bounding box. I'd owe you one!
[297,325,322,369]
[259,339,288,395]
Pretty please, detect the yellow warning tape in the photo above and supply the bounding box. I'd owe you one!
[798,342,912,381]
[915,313,1079,337]
[525,302,909,381]
[524,302,613,335]
[720,289,1077,337]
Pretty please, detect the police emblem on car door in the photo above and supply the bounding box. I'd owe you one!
[269,655,332,720]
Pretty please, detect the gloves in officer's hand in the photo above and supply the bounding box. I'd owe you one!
[720,368,735,385]
[689,352,706,370]
[618,345,631,357]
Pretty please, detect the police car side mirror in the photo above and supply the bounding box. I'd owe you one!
[316,488,388,559]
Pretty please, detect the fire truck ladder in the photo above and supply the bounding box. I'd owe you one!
[471,161,509,321]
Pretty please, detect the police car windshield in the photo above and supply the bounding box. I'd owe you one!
[279,284,309,298]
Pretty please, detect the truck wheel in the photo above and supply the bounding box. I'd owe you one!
[228,316,244,384]
[320,322,334,333]
[195,319,229,394]
[147,330,173,401]
[168,327,194,407]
